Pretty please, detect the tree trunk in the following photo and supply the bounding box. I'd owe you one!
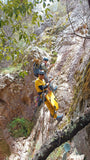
[32,109,90,160]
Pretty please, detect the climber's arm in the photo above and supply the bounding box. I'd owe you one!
[39,83,49,90]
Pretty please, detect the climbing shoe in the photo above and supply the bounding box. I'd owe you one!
[56,114,63,122]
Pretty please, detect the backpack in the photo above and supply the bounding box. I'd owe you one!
[33,62,41,77]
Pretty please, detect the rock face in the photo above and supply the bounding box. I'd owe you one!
[0,47,49,128]
[67,153,85,160]
[0,47,50,159]
[0,130,11,160]
[0,0,90,160]
[52,1,90,159]
[73,62,90,160]
[0,73,35,127]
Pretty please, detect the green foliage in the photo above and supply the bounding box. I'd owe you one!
[43,2,46,8]
[19,70,28,78]
[51,57,57,64]
[51,51,58,64]
[0,0,52,63]
[0,64,22,74]
[8,117,34,138]
[53,51,58,56]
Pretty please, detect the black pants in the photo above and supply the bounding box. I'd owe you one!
[38,93,46,106]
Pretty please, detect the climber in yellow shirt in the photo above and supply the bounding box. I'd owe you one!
[35,70,63,122]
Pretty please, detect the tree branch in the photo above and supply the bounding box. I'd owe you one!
[32,109,90,160]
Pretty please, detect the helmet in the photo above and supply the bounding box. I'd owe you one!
[64,143,71,152]
[39,70,45,75]
[43,57,48,61]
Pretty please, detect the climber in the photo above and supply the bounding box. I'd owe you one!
[40,57,57,91]
[35,70,49,106]
[33,58,42,77]
[35,70,63,122]
[40,57,49,82]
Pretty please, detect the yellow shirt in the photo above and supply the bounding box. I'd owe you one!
[35,77,46,93]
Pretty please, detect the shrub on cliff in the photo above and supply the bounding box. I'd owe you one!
[8,117,33,138]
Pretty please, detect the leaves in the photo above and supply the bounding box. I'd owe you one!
[19,70,28,78]
[8,117,34,138]
[32,12,38,24]
[43,2,46,8]
[39,15,42,21]
[0,0,53,63]
[19,33,23,41]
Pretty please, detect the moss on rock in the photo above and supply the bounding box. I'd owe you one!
[68,61,90,118]
[82,62,90,99]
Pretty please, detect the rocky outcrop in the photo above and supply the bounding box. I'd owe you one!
[73,62,90,160]
[0,73,35,127]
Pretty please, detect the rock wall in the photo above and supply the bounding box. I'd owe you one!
[0,47,50,159]
[0,47,49,128]
[73,62,90,160]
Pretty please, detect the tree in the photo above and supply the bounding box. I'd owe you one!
[32,108,90,160]
[0,0,52,63]
[1,0,89,65]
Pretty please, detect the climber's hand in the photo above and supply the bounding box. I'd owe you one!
[49,78,53,83]
[46,83,49,86]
